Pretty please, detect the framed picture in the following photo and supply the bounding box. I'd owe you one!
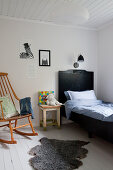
[39,50,51,66]
[20,41,34,59]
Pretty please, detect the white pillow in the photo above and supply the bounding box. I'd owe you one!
[67,90,97,100]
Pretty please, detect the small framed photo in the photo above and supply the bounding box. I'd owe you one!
[39,50,51,66]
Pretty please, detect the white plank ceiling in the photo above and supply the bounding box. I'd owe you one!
[0,0,113,29]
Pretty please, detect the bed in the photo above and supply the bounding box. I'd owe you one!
[58,69,113,143]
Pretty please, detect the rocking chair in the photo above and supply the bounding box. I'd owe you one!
[0,72,38,144]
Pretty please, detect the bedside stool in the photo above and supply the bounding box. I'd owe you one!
[39,105,61,130]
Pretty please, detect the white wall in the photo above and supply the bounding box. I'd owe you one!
[98,24,113,102]
[0,18,98,126]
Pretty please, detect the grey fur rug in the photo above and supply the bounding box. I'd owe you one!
[29,137,89,170]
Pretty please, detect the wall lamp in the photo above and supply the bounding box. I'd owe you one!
[73,54,84,68]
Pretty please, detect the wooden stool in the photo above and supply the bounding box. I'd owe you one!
[39,105,61,130]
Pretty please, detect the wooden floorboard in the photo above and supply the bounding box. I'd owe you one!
[10,144,23,170]
[0,145,5,170]
[3,147,14,170]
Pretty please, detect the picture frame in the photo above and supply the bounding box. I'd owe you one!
[39,50,51,66]
[20,41,34,59]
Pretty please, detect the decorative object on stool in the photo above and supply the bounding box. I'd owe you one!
[29,137,89,170]
[73,54,84,68]
[38,91,54,105]
[47,93,62,106]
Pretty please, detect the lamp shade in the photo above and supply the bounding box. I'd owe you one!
[77,55,84,62]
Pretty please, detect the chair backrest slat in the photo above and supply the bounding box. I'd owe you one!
[0,80,5,96]
[1,77,8,95]
[0,89,2,96]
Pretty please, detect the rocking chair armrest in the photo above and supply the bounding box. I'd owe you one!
[0,100,3,103]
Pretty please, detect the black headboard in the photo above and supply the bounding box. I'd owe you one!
[58,70,94,104]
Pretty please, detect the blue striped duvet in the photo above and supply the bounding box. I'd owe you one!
[65,100,113,122]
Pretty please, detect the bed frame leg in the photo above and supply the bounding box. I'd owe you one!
[60,115,62,125]
[88,131,93,138]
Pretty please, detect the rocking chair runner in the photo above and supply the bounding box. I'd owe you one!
[0,72,38,144]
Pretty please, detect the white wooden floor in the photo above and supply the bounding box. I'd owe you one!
[0,122,113,170]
